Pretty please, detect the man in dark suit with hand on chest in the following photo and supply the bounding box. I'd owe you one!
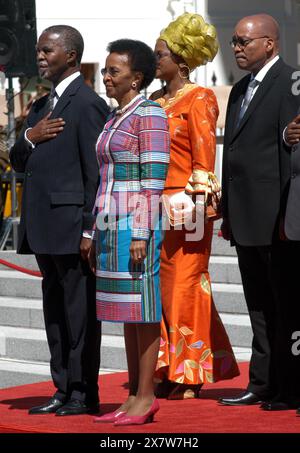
[10,25,109,416]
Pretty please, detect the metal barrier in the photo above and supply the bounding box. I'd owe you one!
[0,171,23,250]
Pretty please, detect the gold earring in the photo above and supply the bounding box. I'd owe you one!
[178,63,190,80]
[132,82,137,89]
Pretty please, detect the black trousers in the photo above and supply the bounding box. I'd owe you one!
[35,254,101,403]
[276,241,300,403]
[236,241,300,402]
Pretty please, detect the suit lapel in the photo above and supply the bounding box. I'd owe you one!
[50,74,84,118]
[230,58,285,142]
[37,95,50,120]
[226,76,250,143]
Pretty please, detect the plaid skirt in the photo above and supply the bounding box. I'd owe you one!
[95,215,163,323]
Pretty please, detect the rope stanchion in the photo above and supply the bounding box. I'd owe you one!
[0,258,42,277]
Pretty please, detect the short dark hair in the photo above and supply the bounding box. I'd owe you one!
[107,39,156,90]
[42,25,84,64]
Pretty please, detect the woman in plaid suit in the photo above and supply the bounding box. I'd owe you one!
[90,39,170,425]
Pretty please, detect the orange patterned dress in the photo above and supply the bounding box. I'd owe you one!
[155,84,239,385]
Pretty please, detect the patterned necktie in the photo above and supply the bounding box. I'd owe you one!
[237,78,259,126]
[45,87,57,114]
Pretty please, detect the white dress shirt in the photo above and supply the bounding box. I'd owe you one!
[242,55,280,107]
[239,56,291,145]
[24,72,92,240]
[24,71,81,148]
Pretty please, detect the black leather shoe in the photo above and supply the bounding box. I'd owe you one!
[55,399,99,416]
[261,400,299,411]
[219,391,262,406]
[28,397,65,415]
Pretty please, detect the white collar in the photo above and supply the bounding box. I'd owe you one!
[115,94,144,115]
[253,55,280,83]
[54,71,81,98]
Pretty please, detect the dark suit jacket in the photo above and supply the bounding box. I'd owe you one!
[284,140,300,240]
[222,58,300,246]
[10,75,109,254]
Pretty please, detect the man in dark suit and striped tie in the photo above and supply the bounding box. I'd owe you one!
[10,25,109,415]
[219,14,300,409]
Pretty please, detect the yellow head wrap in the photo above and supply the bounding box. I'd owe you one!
[159,12,218,70]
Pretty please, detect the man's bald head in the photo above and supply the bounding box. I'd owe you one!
[233,14,280,74]
[236,14,280,48]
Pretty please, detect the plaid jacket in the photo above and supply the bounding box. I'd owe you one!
[93,95,170,240]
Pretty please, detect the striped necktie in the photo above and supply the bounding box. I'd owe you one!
[45,88,57,114]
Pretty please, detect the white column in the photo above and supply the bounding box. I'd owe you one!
[194,0,208,87]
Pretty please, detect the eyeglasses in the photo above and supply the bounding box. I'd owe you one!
[230,36,269,49]
[100,67,120,77]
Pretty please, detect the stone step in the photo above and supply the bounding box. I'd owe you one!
[0,260,244,301]
[213,219,222,231]
[0,345,251,390]
[0,236,237,269]
[0,357,121,389]
[213,283,248,314]
[212,220,237,256]
[0,357,51,389]
[0,280,248,334]
[0,240,238,297]
[0,310,251,369]
[0,234,250,389]
[0,251,38,271]
[211,234,236,256]
[0,270,42,298]
[0,296,43,329]
[220,313,253,348]
[0,297,125,334]
[0,326,127,370]
[209,256,241,283]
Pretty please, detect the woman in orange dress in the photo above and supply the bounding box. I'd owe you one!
[151,13,240,399]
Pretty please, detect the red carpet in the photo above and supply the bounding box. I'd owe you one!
[0,362,299,433]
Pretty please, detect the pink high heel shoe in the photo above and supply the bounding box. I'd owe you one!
[114,399,159,426]
[93,409,126,423]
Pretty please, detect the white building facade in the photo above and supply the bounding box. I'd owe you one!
[2,0,300,174]
[34,0,300,96]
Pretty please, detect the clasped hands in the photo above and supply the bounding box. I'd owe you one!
[26,112,65,145]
